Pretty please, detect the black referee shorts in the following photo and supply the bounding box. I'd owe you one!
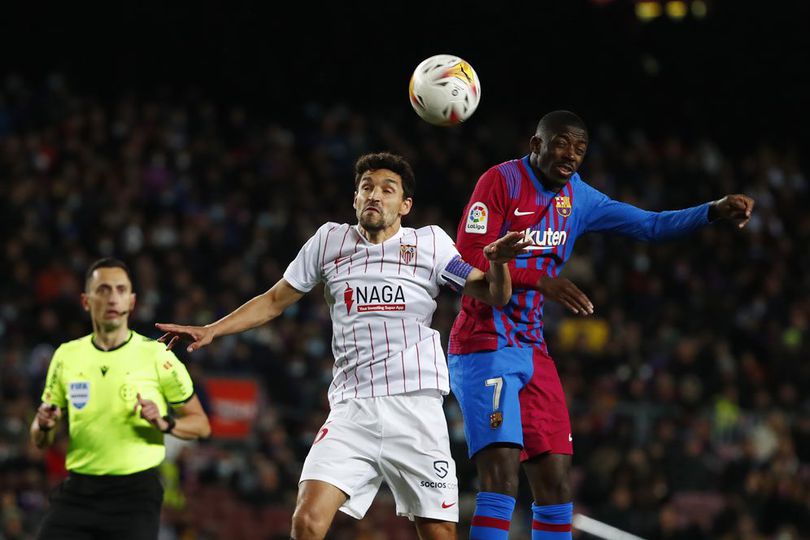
[37,467,164,540]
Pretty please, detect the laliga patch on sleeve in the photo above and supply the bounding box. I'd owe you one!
[465,202,489,234]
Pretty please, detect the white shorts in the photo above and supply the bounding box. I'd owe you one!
[300,389,458,522]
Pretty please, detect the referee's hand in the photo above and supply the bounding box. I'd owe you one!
[135,393,168,432]
[36,403,61,431]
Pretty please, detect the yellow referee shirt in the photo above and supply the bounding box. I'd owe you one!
[41,331,195,475]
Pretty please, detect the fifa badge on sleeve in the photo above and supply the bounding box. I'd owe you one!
[490,411,503,429]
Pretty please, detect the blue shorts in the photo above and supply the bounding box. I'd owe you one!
[448,347,533,458]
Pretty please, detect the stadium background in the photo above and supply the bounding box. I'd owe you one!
[1,1,808,539]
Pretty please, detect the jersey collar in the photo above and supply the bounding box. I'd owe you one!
[353,224,405,245]
[91,330,134,352]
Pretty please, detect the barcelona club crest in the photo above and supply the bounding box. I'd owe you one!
[400,244,416,265]
[555,195,571,217]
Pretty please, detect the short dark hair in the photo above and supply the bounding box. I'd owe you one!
[354,152,415,199]
[85,258,133,289]
[536,110,588,139]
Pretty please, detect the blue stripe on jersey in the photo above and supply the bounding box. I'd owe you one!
[492,306,509,349]
[498,161,522,200]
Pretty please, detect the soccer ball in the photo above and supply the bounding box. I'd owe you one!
[408,54,481,126]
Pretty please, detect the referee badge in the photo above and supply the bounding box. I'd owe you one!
[69,381,90,410]
[489,411,503,429]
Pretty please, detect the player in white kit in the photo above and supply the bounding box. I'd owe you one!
[156,152,529,540]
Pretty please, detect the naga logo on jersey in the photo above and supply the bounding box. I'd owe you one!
[519,227,568,250]
[344,283,406,312]
[465,202,488,234]
[344,284,354,314]
[555,195,572,217]
[69,381,90,410]
[400,244,416,265]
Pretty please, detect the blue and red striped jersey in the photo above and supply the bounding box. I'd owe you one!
[449,155,711,354]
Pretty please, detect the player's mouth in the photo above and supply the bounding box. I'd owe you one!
[104,309,121,318]
[555,163,575,176]
[364,206,382,214]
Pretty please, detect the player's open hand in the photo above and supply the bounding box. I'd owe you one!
[537,276,594,316]
[135,393,168,431]
[155,323,214,353]
[484,231,533,265]
[711,194,755,228]
[35,403,61,431]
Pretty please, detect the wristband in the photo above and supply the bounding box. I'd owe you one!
[161,415,176,434]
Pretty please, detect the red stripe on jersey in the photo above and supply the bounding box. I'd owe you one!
[363,247,369,274]
[380,241,385,272]
[416,324,423,389]
[401,320,409,393]
[412,230,419,276]
[383,321,391,396]
[335,226,351,275]
[432,332,439,388]
[348,237,361,275]
[341,327,349,402]
[471,516,511,530]
[367,324,376,397]
[428,227,436,281]
[321,225,337,270]
[352,325,360,398]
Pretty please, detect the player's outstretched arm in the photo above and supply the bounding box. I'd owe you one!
[156,278,305,352]
[463,231,531,306]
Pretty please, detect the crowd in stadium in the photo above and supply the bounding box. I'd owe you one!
[0,77,808,539]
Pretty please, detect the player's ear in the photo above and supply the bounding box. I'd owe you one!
[129,293,136,312]
[80,293,90,312]
[352,191,359,210]
[400,197,413,216]
[529,135,543,153]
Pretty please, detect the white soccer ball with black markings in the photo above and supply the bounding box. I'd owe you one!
[408,54,481,126]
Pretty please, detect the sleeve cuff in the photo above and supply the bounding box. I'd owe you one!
[169,391,195,406]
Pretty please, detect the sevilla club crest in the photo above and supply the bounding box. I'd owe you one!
[400,244,416,265]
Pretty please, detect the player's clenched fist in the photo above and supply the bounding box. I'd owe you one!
[36,403,61,431]
[710,194,755,229]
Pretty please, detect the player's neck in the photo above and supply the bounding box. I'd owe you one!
[358,222,401,244]
[91,325,131,351]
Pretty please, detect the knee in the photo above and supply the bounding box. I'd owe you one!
[291,507,329,540]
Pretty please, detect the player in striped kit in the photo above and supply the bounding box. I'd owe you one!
[156,152,530,540]
[449,111,755,540]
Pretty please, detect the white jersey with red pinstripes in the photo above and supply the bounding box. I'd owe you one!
[283,222,474,407]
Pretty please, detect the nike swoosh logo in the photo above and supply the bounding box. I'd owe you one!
[514,209,533,216]
[442,501,456,509]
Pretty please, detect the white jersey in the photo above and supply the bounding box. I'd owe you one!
[283,223,474,407]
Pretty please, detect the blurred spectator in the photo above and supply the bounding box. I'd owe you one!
[0,76,808,539]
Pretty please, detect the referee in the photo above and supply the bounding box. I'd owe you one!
[31,258,211,540]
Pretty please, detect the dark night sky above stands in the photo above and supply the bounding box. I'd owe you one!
[0,1,807,148]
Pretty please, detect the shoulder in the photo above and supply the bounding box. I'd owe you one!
[131,332,177,360]
[53,334,93,359]
[416,225,455,244]
[570,174,604,201]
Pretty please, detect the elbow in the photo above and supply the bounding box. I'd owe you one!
[492,288,512,307]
